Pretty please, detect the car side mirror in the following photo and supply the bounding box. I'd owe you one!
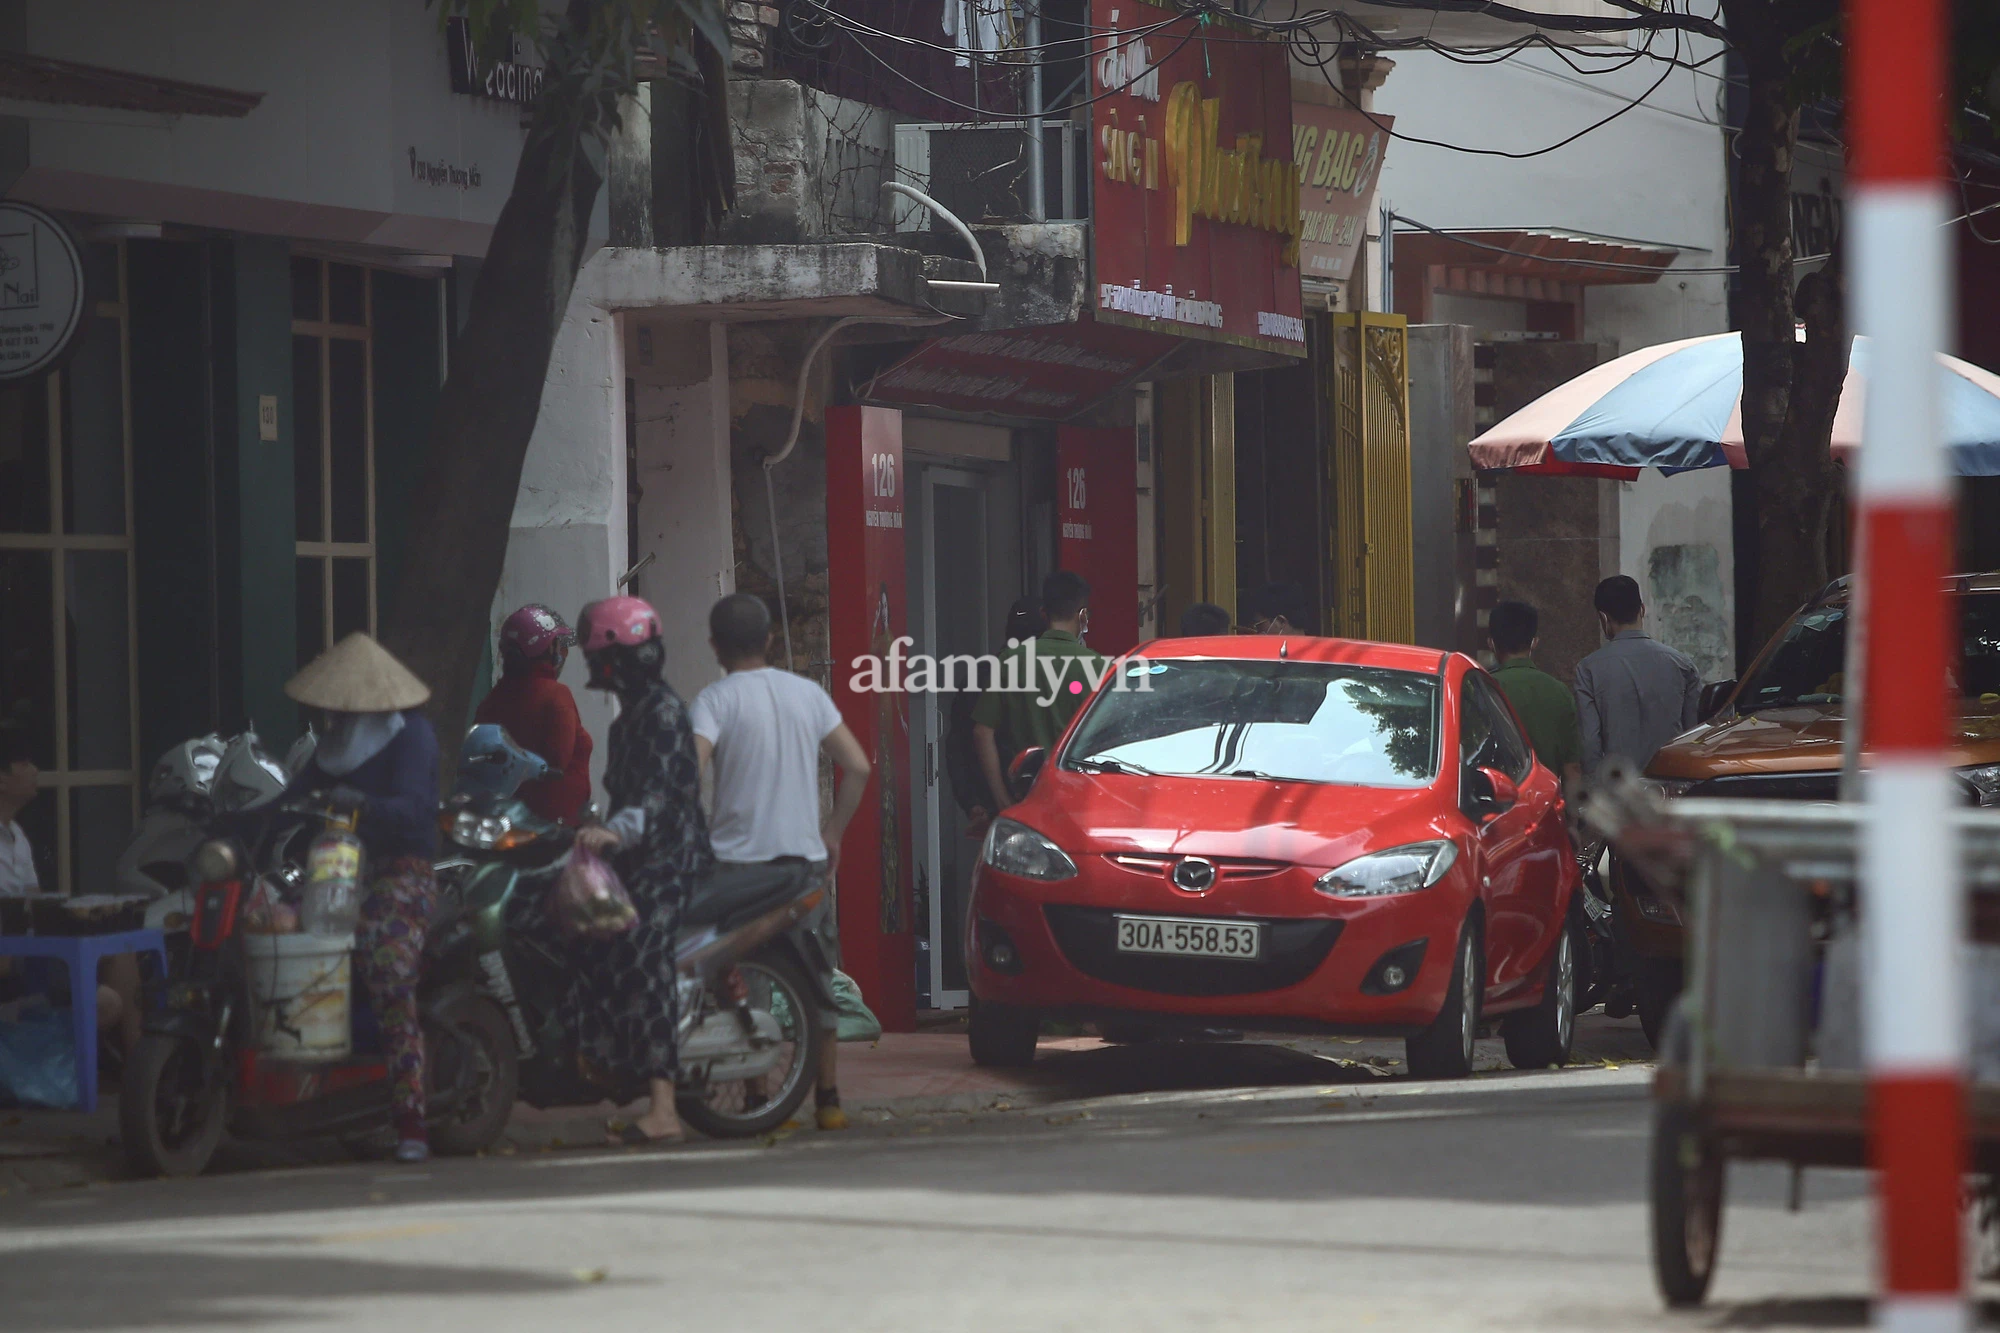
[1465,766,1518,819]
[1698,679,1737,723]
[1006,747,1047,803]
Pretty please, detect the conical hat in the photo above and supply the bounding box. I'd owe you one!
[285,633,431,712]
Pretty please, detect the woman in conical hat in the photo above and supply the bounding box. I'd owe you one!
[283,633,440,1164]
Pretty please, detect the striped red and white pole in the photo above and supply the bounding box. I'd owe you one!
[1850,0,1963,1328]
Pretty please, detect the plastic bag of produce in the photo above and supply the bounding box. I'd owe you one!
[0,1004,78,1109]
[831,970,882,1043]
[549,844,638,940]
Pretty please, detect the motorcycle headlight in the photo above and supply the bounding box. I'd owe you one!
[980,818,1077,881]
[451,810,512,850]
[1958,764,2000,807]
[1315,841,1459,898]
[189,839,242,884]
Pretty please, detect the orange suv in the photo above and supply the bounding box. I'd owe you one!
[1614,573,2000,1045]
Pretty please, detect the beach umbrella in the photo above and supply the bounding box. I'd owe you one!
[1467,331,2000,479]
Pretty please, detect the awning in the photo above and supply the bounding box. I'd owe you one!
[1391,225,1681,316]
[0,52,263,118]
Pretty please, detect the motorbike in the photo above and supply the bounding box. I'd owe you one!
[119,792,517,1177]
[431,785,832,1139]
[127,729,315,934]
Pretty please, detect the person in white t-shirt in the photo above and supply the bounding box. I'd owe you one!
[690,594,871,1131]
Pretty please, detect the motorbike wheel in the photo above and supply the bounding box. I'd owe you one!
[676,947,823,1140]
[120,1033,227,1179]
[427,997,520,1157]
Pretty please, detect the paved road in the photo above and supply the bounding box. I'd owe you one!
[0,1021,1921,1333]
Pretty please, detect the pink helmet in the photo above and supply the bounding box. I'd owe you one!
[578,596,662,651]
[499,603,574,663]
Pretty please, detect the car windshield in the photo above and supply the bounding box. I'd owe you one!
[1062,659,1441,788]
[1738,591,2000,709]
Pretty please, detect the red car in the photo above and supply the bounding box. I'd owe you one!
[965,635,1582,1079]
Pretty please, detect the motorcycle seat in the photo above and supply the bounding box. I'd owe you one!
[681,859,812,931]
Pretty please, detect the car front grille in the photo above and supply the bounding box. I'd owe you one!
[1684,772,1841,802]
[1042,906,1343,997]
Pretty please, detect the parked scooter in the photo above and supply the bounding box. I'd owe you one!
[126,729,315,933]
[119,793,516,1177]
[431,786,830,1139]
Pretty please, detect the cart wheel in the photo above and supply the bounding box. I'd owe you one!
[1651,1098,1724,1308]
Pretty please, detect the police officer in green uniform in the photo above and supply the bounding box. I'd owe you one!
[973,571,1107,812]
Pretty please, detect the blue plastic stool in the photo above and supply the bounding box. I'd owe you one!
[0,928,168,1112]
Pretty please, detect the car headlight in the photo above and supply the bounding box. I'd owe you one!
[980,817,1077,881]
[1315,841,1459,898]
[451,810,512,850]
[1647,778,1697,799]
[1958,764,2000,807]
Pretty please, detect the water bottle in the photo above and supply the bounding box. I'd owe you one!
[301,809,363,936]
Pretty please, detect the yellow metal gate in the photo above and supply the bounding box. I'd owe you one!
[1326,311,1413,643]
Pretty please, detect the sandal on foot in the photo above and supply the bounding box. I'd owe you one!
[614,1122,685,1148]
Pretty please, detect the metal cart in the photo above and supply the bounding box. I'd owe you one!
[1579,775,2000,1308]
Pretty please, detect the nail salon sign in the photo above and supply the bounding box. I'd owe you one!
[0,202,85,382]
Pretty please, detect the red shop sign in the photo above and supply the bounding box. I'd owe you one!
[1089,0,1305,358]
[864,321,1178,420]
[824,405,916,1032]
[1057,426,1140,657]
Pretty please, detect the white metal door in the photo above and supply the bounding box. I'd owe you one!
[918,467,989,1009]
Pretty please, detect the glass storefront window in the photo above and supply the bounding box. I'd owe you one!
[63,315,127,536]
[291,257,376,659]
[0,235,137,894]
[0,379,51,534]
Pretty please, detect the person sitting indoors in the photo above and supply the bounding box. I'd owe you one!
[1176,602,1233,637]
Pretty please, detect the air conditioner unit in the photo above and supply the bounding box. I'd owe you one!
[891,121,1084,230]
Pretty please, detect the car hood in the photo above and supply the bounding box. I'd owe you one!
[1013,768,1453,871]
[1649,701,2000,778]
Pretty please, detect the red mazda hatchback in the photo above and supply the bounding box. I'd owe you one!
[965,635,1581,1079]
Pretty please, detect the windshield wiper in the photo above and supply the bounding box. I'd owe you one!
[1070,756,1156,776]
[1223,767,1292,781]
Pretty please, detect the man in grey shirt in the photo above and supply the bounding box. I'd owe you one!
[1574,575,1704,775]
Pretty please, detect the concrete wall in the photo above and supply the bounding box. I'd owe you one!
[719,80,895,244]
[495,284,626,797]
[15,0,566,256]
[1374,42,1730,352]
[629,319,736,697]
[1407,324,1474,653]
[1620,468,1735,683]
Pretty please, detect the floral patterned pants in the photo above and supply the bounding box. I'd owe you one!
[357,856,436,1127]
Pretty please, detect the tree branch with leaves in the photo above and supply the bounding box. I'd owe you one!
[381,0,732,778]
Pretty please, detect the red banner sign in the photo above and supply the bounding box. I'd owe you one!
[1090,0,1305,357]
[1292,104,1392,282]
[824,405,915,1032]
[864,321,1178,420]
[1057,426,1140,657]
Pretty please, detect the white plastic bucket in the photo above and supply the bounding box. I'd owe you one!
[243,932,354,1062]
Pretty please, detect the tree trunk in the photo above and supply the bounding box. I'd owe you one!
[379,97,604,774]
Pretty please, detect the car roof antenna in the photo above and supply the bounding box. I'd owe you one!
[1279,638,1288,659]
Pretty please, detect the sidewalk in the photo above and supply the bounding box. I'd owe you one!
[0,1015,1654,1193]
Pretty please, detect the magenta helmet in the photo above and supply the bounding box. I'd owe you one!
[578,596,662,651]
[499,603,574,669]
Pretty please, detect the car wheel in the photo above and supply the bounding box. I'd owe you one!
[1502,919,1579,1070]
[968,998,1040,1067]
[1406,922,1481,1080]
[1636,959,1683,1051]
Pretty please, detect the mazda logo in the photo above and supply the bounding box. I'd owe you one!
[1171,857,1217,892]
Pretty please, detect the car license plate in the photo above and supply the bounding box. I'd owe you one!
[1114,914,1261,960]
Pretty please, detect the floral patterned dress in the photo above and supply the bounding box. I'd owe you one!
[565,677,713,1083]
